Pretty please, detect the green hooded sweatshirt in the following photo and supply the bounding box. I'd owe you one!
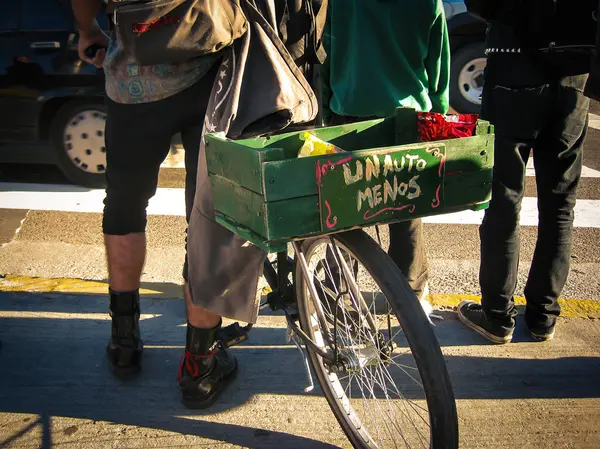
[324,0,450,118]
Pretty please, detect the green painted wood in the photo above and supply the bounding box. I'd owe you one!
[443,169,493,207]
[211,170,489,243]
[210,175,268,238]
[213,172,491,245]
[317,146,446,232]
[205,133,286,194]
[233,118,395,158]
[443,134,494,173]
[476,120,493,136]
[206,112,492,200]
[211,175,320,242]
[394,108,419,145]
[265,196,321,240]
[207,110,494,245]
[470,201,491,211]
[215,213,287,253]
[261,135,492,202]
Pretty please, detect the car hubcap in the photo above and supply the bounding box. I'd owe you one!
[458,57,486,106]
[63,109,106,174]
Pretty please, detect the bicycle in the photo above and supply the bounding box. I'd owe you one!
[208,108,494,448]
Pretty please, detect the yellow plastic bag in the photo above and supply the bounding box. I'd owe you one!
[298,132,345,157]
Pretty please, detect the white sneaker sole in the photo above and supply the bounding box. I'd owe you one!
[457,301,513,345]
[529,328,555,342]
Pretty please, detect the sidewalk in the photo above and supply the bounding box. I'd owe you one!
[1,290,599,448]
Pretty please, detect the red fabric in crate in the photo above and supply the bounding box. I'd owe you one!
[417,112,479,142]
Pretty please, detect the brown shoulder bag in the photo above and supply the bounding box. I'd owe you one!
[107,0,248,65]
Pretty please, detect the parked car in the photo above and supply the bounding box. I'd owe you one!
[0,0,107,187]
[443,0,487,114]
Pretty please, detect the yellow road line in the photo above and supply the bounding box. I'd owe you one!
[0,311,159,320]
[1,275,598,319]
[430,294,600,319]
[0,275,181,298]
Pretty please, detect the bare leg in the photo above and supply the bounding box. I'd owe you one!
[105,233,146,291]
[185,282,221,328]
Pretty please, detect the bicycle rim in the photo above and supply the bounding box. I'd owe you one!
[295,230,458,449]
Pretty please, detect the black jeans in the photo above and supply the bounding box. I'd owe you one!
[479,54,589,330]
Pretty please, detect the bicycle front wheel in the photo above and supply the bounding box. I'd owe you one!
[295,230,458,449]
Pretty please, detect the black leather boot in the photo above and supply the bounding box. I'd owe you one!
[178,321,238,409]
[106,290,143,377]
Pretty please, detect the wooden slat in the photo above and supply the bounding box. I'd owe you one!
[210,175,268,238]
[476,120,494,136]
[205,134,285,194]
[443,170,493,207]
[220,170,490,243]
[215,214,286,253]
[261,135,494,202]
[234,118,395,158]
[395,108,419,144]
[444,135,494,173]
[211,176,319,243]
[265,196,321,240]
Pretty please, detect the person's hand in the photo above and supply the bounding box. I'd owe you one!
[78,22,109,68]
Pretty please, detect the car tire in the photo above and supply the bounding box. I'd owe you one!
[450,42,486,114]
[50,100,107,188]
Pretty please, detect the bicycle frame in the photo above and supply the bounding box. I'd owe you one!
[262,238,384,367]
[262,244,336,362]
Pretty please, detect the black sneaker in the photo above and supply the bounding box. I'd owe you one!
[457,301,514,344]
[527,324,556,342]
[178,344,238,409]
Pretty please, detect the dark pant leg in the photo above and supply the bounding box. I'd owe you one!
[388,219,429,298]
[478,132,531,326]
[103,98,175,235]
[524,75,589,329]
[478,56,555,327]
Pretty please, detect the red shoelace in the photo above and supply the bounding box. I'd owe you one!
[177,348,217,383]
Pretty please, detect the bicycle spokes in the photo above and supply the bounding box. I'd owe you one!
[302,237,432,448]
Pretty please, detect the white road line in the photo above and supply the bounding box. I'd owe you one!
[526,158,600,178]
[0,182,598,228]
[0,183,185,217]
[423,197,598,228]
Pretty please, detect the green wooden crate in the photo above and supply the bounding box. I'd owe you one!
[205,108,494,253]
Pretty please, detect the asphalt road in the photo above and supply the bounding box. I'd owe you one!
[0,294,599,448]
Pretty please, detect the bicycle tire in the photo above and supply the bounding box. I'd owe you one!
[295,230,458,449]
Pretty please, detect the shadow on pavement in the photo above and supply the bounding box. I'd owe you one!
[0,290,341,448]
[1,290,599,447]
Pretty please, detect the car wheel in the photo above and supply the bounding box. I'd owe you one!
[50,100,107,188]
[450,42,486,114]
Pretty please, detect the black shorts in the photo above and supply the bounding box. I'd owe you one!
[103,63,218,281]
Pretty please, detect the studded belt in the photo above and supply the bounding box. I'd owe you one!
[485,48,522,55]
